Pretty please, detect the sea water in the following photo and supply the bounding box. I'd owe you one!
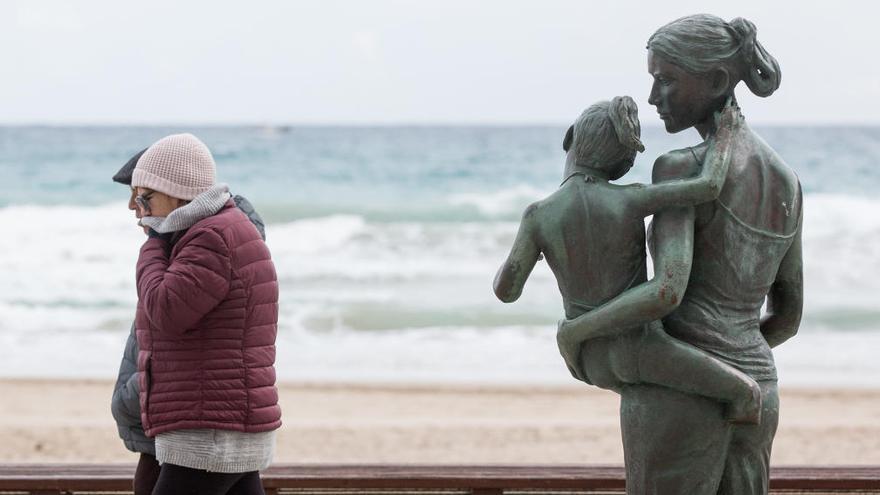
[0,125,878,387]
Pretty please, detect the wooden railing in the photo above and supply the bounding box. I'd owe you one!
[1,464,879,494]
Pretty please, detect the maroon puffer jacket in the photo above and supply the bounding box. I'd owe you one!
[135,201,281,437]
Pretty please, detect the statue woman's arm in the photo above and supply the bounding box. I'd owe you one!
[493,203,542,302]
[557,156,696,370]
[760,193,804,347]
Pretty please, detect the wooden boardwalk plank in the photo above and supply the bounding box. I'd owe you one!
[0,464,878,492]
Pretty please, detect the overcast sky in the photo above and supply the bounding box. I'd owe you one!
[1,0,877,125]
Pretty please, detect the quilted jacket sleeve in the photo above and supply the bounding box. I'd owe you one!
[136,228,231,335]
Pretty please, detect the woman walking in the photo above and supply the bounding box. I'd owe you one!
[132,133,281,495]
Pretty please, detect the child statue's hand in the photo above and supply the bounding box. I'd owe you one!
[557,319,588,383]
[714,96,744,135]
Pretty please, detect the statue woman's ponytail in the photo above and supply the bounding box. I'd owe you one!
[729,17,781,97]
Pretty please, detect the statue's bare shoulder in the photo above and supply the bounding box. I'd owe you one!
[651,147,701,183]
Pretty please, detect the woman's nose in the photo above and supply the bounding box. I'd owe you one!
[128,192,141,217]
[648,85,659,106]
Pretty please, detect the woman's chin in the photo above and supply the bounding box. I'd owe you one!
[663,119,689,134]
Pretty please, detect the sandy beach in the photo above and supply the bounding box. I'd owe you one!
[0,379,878,465]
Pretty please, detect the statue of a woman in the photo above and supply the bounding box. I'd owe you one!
[558,15,803,494]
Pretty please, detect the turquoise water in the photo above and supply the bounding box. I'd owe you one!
[3,125,878,215]
[0,125,878,386]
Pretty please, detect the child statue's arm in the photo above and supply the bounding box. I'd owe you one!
[629,98,741,216]
[494,203,542,303]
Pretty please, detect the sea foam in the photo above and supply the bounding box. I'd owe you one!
[0,193,877,385]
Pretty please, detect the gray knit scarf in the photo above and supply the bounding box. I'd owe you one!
[140,184,232,234]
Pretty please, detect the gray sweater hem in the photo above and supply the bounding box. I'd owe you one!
[156,429,276,474]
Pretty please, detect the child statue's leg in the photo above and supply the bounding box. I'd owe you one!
[637,322,762,424]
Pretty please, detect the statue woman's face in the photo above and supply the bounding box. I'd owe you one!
[647,50,718,134]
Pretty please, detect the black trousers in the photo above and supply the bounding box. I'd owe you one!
[151,462,265,495]
[134,453,161,495]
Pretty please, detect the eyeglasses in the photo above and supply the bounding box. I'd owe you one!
[135,191,153,215]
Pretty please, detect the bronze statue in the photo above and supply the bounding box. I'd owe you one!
[494,96,763,421]
[496,14,802,495]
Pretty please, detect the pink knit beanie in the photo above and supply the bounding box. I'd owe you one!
[132,133,216,200]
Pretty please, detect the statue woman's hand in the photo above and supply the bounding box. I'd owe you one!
[557,319,588,382]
